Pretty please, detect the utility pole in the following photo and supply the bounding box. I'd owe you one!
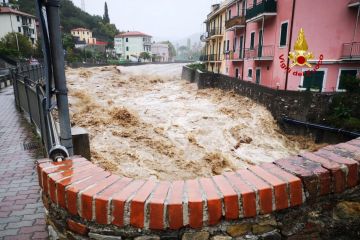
[46,0,73,155]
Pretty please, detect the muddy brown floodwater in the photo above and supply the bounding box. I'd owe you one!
[66,64,325,181]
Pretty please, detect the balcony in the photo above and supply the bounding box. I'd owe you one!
[199,55,209,61]
[245,0,277,22]
[348,0,360,7]
[209,54,222,62]
[224,51,244,61]
[225,15,246,29]
[208,28,224,38]
[341,42,360,60]
[244,45,274,60]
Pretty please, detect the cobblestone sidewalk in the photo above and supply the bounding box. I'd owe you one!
[0,87,48,239]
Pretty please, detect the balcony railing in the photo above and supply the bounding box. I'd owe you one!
[341,42,360,59]
[208,27,224,38]
[246,0,277,21]
[225,15,246,29]
[209,54,222,61]
[244,45,274,59]
[199,55,209,61]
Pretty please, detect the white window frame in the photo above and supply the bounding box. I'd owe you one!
[279,20,289,48]
[336,67,360,91]
[300,68,328,92]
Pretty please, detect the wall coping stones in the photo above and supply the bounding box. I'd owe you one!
[37,138,360,237]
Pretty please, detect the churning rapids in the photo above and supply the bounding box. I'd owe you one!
[66,63,324,181]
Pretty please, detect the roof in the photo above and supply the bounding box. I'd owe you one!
[115,31,151,38]
[71,28,91,32]
[0,7,36,18]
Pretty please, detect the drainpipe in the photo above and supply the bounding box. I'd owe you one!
[241,1,247,80]
[285,0,296,90]
[46,0,74,156]
[350,1,360,57]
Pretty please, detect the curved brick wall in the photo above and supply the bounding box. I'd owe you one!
[37,138,360,238]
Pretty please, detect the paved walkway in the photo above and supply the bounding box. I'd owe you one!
[0,87,48,239]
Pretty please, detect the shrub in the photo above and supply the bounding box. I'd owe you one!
[187,63,206,71]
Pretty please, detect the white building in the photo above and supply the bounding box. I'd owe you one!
[151,43,170,62]
[114,31,152,62]
[0,6,38,45]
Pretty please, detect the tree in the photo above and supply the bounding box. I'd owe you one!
[0,32,33,58]
[103,2,110,24]
[139,52,151,61]
[62,33,75,50]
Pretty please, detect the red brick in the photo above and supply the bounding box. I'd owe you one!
[67,219,89,236]
[213,175,239,220]
[46,163,95,200]
[199,178,222,225]
[130,180,157,228]
[186,179,203,228]
[95,177,132,225]
[224,172,256,217]
[275,157,331,200]
[167,180,185,230]
[249,165,288,210]
[260,163,303,207]
[81,175,120,220]
[66,171,111,215]
[149,181,171,230]
[301,152,346,193]
[49,165,102,204]
[236,169,273,214]
[112,180,145,227]
[316,150,359,187]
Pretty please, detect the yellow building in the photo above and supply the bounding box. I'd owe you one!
[202,2,227,74]
[70,28,96,45]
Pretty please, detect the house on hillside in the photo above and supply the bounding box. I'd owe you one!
[202,0,360,92]
[71,28,96,46]
[114,31,152,62]
[151,42,170,62]
[0,6,38,45]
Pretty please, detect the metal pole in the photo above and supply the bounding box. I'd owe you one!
[46,0,73,155]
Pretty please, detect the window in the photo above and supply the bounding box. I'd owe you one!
[248,68,253,78]
[17,16,20,22]
[235,68,239,78]
[126,38,129,42]
[228,10,232,20]
[126,47,129,51]
[18,27,21,33]
[280,22,288,47]
[250,32,255,49]
[226,40,230,51]
[338,69,358,90]
[234,37,237,51]
[223,40,226,53]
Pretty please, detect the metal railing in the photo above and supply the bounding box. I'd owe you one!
[11,65,60,155]
[209,54,222,61]
[245,45,274,59]
[208,27,224,38]
[245,0,277,20]
[341,42,360,59]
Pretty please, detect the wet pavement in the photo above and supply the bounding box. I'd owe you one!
[0,87,48,239]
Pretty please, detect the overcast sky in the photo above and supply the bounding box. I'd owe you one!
[72,0,221,42]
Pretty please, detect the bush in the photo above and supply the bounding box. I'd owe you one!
[340,75,360,93]
[187,63,205,71]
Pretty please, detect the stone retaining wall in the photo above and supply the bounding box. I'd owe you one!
[37,138,360,239]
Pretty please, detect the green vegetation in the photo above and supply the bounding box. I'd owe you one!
[103,2,110,24]
[325,76,360,132]
[0,32,34,58]
[16,0,119,43]
[139,52,151,61]
[187,63,206,71]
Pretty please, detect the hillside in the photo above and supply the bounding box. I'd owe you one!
[15,0,119,43]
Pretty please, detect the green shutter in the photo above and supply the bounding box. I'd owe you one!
[280,22,288,46]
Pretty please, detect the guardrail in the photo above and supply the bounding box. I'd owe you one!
[11,65,60,155]
[341,42,360,59]
[245,0,277,20]
[0,73,12,89]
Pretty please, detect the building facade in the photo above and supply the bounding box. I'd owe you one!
[71,28,96,45]
[202,0,360,92]
[0,7,38,45]
[151,43,170,62]
[114,31,152,61]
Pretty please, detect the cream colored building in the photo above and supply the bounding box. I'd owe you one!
[71,28,96,45]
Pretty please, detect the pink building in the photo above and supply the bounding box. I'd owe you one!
[204,0,360,92]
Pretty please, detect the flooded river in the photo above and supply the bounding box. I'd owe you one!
[66,64,323,180]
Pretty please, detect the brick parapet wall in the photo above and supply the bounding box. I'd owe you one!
[37,139,360,238]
